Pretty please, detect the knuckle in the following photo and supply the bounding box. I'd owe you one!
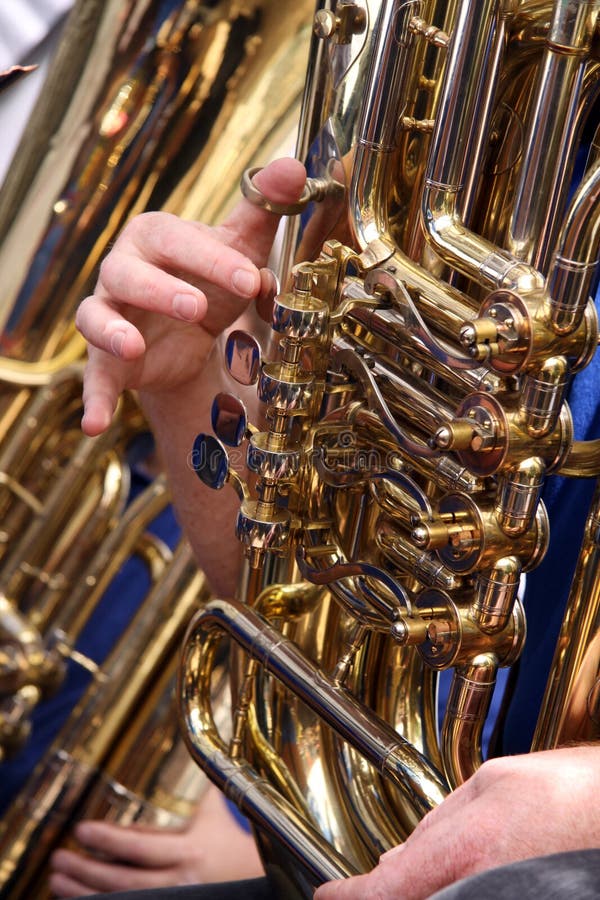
[123,210,163,238]
[98,251,121,289]
[469,755,512,798]
[154,229,181,266]
[128,210,179,260]
[203,250,220,284]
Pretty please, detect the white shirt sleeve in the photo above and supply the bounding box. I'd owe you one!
[0,0,73,184]
[0,0,73,69]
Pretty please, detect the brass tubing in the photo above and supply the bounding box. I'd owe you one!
[440,653,497,787]
[60,675,210,829]
[0,541,207,897]
[0,336,86,385]
[334,334,457,439]
[349,0,422,249]
[518,356,570,438]
[548,157,600,332]
[180,622,360,886]
[0,428,117,602]
[586,119,600,171]
[339,0,515,363]
[422,0,544,293]
[179,600,449,843]
[376,518,463,593]
[459,8,508,227]
[423,0,600,307]
[0,368,83,497]
[495,456,547,536]
[0,596,44,698]
[26,452,129,628]
[48,476,172,640]
[471,556,522,633]
[424,0,499,214]
[532,479,600,748]
[349,405,485,494]
[509,0,600,272]
[0,476,170,741]
[345,306,503,396]
[343,3,491,326]
[560,437,600,475]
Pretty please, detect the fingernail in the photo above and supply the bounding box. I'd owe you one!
[110,331,126,356]
[173,293,199,321]
[232,269,258,297]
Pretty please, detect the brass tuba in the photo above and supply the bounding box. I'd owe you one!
[180,0,600,896]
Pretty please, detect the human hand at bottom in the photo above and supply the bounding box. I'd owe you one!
[49,784,263,897]
[315,745,600,900]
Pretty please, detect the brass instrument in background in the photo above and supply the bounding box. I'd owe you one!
[0,0,311,895]
[181,0,600,897]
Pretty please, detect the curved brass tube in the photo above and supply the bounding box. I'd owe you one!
[440,653,498,787]
[560,438,600,476]
[423,0,600,308]
[346,0,482,328]
[0,335,85,386]
[179,597,449,883]
[548,158,600,333]
[421,0,543,294]
[532,478,600,748]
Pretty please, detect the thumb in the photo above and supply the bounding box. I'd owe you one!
[221,156,307,265]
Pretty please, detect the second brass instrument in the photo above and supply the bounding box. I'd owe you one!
[0,0,312,893]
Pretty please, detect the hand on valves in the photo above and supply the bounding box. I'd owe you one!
[76,157,307,598]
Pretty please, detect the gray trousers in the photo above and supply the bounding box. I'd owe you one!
[84,849,600,899]
[432,850,600,899]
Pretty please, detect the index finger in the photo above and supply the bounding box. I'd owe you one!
[81,349,127,436]
[109,215,264,306]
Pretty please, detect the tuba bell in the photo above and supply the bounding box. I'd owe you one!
[179,0,600,896]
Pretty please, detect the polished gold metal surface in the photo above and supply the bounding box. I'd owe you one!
[178,1,600,896]
[0,0,312,892]
[0,541,211,900]
[2,0,600,896]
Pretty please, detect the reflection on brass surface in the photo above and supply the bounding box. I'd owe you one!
[0,0,311,363]
[0,0,311,893]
